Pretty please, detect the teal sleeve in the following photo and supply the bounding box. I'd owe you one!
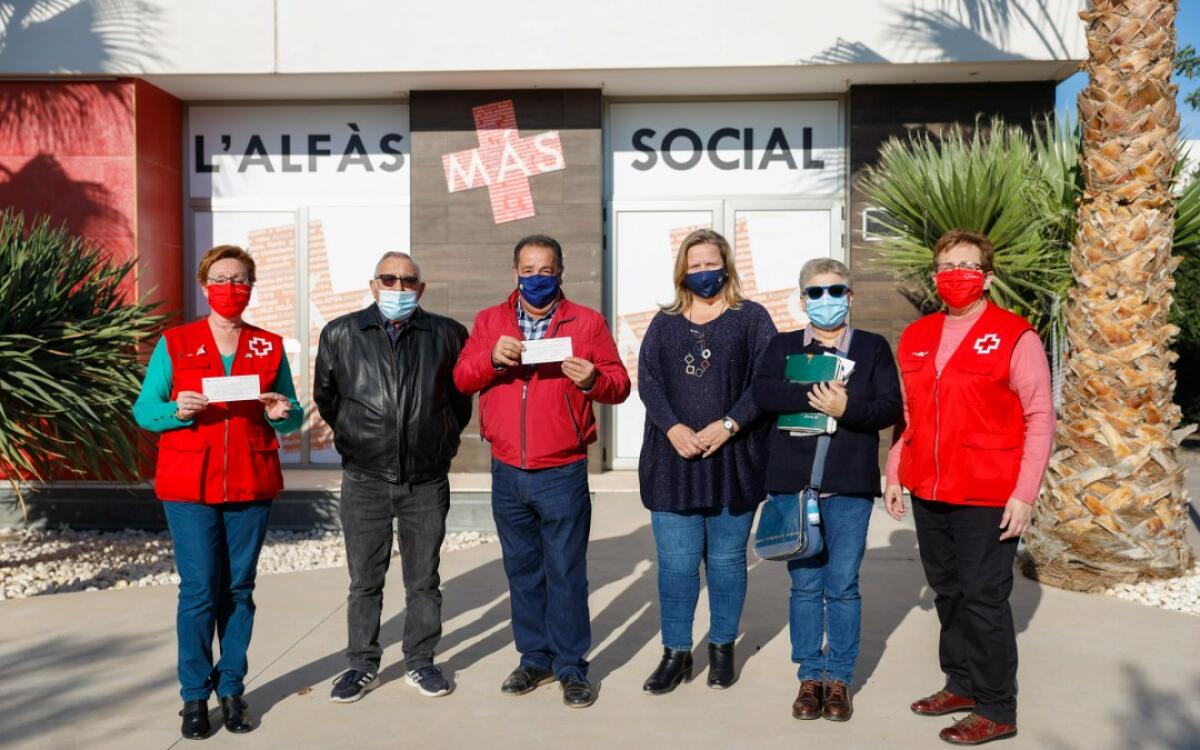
[132,337,195,433]
[267,355,305,435]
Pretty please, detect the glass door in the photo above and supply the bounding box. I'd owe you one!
[609,201,722,468]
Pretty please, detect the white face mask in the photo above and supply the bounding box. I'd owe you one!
[378,290,418,321]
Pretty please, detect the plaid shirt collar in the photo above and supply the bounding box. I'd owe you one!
[516,298,559,342]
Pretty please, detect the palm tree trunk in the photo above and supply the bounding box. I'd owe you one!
[1024,0,1196,591]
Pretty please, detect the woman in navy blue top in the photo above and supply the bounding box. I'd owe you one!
[637,228,777,695]
[751,258,901,723]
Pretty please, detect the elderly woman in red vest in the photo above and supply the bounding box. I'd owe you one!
[884,230,1054,746]
[134,245,302,741]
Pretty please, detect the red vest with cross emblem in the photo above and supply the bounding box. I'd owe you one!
[156,319,285,503]
[897,303,1034,506]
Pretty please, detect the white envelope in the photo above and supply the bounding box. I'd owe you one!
[202,375,262,403]
[521,336,573,365]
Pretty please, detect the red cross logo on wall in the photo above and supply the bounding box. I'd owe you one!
[441,99,566,224]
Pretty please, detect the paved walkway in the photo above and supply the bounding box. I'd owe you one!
[2,492,1198,750]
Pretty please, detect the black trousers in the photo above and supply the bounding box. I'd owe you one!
[912,497,1019,725]
[339,471,450,673]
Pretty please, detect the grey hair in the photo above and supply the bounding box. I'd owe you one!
[374,251,421,280]
[798,258,852,289]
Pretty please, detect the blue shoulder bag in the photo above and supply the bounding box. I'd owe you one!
[753,329,853,562]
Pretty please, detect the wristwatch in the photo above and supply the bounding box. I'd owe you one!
[722,417,736,434]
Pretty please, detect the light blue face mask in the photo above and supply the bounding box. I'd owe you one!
[806,294,850,329]
[378,290,418,322]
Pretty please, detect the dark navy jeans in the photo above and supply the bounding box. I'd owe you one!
[786,494,873,685]
[491,457,592,681]
[162,499,272,702]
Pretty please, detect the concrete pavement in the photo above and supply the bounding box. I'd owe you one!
[1,492,1198,750]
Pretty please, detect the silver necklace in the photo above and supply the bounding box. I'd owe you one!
[684,306,719,378]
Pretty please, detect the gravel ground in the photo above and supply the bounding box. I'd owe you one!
[1105,565,1200,616]
[4,527,1197,615]
[0,528,497,600]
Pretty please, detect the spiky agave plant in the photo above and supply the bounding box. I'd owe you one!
[858,117,1072,339]
[0,210,165,519]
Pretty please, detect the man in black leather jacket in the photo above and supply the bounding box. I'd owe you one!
[314,251,471,703]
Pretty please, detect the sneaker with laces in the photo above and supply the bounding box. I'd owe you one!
[329,669,379,703]
[405,664,452,697]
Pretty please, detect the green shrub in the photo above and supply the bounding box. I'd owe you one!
[0,210,166,518]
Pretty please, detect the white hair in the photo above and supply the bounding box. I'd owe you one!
[374,251,421,280]
[798,258,852,288]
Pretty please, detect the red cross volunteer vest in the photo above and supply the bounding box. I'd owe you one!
[155,319,285,503]
[897,303,1034,506]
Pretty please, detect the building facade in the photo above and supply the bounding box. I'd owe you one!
[0,1,1083,475]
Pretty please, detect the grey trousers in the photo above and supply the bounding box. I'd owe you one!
[339,470,450,672]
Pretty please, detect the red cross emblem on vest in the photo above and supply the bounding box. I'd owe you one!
[973,333,1001,355]
[441,99,566,224]
[248,336,273,357]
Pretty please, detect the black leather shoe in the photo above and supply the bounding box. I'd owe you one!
[179,700,210,740]
[500,665,556,696]
[219,695,253,734]
[707,642,736,689]
[642,648,693,695]
[561,676,598,708]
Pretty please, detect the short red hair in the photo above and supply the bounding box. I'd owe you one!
[196,244,257,285]
[932,230,995,272]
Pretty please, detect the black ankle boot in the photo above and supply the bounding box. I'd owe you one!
[707,642,736,689]
[642,647,693,695]
[179,699,210,740]
[220,695,253,733]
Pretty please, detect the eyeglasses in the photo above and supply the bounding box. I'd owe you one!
[376,274,421,289]
[934,262,984,274]
[803,284,850,300]
[206,275,250,285]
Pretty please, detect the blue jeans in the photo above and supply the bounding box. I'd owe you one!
[651,506,755,651]
[491,458,592,680]
[163,500,272,702]
[786,494,873,685]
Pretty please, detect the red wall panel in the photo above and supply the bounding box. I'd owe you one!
[0,79,184,483]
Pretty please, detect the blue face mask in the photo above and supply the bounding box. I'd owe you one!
[684,269,728,299]
[518,274,561,308]
[806,294,850,329]
[378,290,418,322]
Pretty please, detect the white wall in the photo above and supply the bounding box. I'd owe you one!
[0,0,1086,77]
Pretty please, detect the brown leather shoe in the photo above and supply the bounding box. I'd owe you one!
[822,680,853,721]
[792,680,823,720]
[939,713,1017,745]
[911,689,976,716]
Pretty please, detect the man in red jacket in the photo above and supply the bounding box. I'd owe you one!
[454,234,630,709]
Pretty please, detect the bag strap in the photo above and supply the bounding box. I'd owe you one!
[808,328,855,491]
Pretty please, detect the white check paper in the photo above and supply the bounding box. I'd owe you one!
[201,375,261,403]
[521,336,573,365]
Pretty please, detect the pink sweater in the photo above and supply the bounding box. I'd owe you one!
[885,304,1056,504]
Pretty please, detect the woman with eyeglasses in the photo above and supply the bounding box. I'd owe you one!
[883,230,1053,746]
[751,258,902,723]
[637,228,777,695]
[133,244,303,740]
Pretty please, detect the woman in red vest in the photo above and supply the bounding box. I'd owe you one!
[884,230,1054,746]
[133,245,302,740]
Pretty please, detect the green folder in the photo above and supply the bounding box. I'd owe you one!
[777,353,842,434]
[783,352,841,383]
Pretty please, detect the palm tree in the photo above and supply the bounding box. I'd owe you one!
[1024,0,1196,590]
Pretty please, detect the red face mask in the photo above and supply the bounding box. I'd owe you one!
[206,282,252,318]
[934,268,986,309]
